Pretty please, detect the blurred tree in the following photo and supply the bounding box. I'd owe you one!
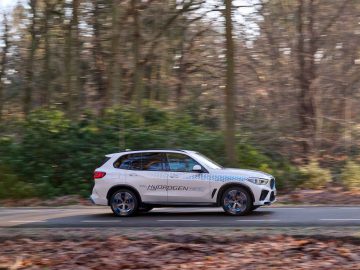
[0,0,359,172]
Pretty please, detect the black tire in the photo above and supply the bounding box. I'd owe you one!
[252,205,261,211]
[221,186,252,216]
[110,189,139,217]
[139,206,153,213]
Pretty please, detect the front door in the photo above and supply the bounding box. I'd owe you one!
[165,152,211,203]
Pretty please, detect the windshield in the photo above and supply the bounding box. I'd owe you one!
[193,152,223,170]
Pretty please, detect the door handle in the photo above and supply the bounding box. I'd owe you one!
[169,175,179,179]
[129,173,138,177]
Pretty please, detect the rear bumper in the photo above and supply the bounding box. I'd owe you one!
[90,193,108,206]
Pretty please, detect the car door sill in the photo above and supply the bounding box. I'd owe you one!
[142,202,218,207]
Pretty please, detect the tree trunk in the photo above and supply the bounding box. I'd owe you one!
[108,0,122,107]
[175,35,186,105]
[0,14,9,122]
[65,0,80,118]
[131,0,143,112]
[42,0,51,106]
[93,0,108,115]
[24,0,38,116]
[296,0,317,162]
[224,0,238,166]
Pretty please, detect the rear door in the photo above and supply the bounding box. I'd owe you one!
[119,152,168,203]
[165,152,211,203]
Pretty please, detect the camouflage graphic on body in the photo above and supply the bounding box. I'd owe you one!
[146,185,205,192]
[136,171,249,183]
[183,173,248,183]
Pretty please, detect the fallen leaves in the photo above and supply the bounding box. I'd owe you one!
[0,233,359,270]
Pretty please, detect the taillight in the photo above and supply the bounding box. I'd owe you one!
[93,171,106,180]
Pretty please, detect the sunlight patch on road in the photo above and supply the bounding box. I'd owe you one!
[320,219,360,221]
[8,220,46,223]
[157,220,200,222]
[82,220,121,223]
[237,219,280,222]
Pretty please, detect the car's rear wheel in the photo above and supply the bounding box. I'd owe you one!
[221,187,252,216]
[110,189,138,217]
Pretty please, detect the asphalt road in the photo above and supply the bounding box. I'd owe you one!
[0,206,359,228]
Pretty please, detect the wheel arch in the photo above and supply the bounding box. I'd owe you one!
[216,182,255,206]
[106,185,142,206]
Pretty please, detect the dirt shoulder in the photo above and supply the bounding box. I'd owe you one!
[0,228,359,270]
[277,187,360,205]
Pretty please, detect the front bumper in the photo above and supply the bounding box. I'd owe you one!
[253,188,277,206]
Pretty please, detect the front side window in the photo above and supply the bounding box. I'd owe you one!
[166,153,200,172]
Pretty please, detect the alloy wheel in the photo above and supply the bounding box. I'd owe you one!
[223,189,248,215]
[111,191,136,216]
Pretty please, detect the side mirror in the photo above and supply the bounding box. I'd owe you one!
[192,165,202,172]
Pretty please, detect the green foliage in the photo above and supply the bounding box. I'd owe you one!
[299,160,332,189]
[341,160,360,191]
[0,106,303,199]
[237,144,302,189]
[0,165,36,199]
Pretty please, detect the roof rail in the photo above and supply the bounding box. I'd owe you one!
[122,148,186,152]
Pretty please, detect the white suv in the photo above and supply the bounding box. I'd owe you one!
[90,149,276,217]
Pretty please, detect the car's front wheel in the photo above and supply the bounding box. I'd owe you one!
[221,186,252,216]
[110,189,139,217]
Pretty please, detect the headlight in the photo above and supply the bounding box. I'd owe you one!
[247,177,269,185]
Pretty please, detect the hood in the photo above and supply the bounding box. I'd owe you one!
[213,168,273,180]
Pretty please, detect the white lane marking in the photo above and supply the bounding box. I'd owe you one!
[321,218,360,221]
[8,220,46,223]
[237,219,280,222]
[272,208,305,210]
[82,220,120,223]
[158,220,200,222]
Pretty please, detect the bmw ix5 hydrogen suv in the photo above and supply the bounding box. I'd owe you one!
[90,149,276,217]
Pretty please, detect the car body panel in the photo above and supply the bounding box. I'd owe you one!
[166,171,212,203]
[127,170,169,202]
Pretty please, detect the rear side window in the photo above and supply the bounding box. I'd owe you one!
[114,152,166,171]
[114,154,142,170]
[98,156,111,168]
[141,153,166,171]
